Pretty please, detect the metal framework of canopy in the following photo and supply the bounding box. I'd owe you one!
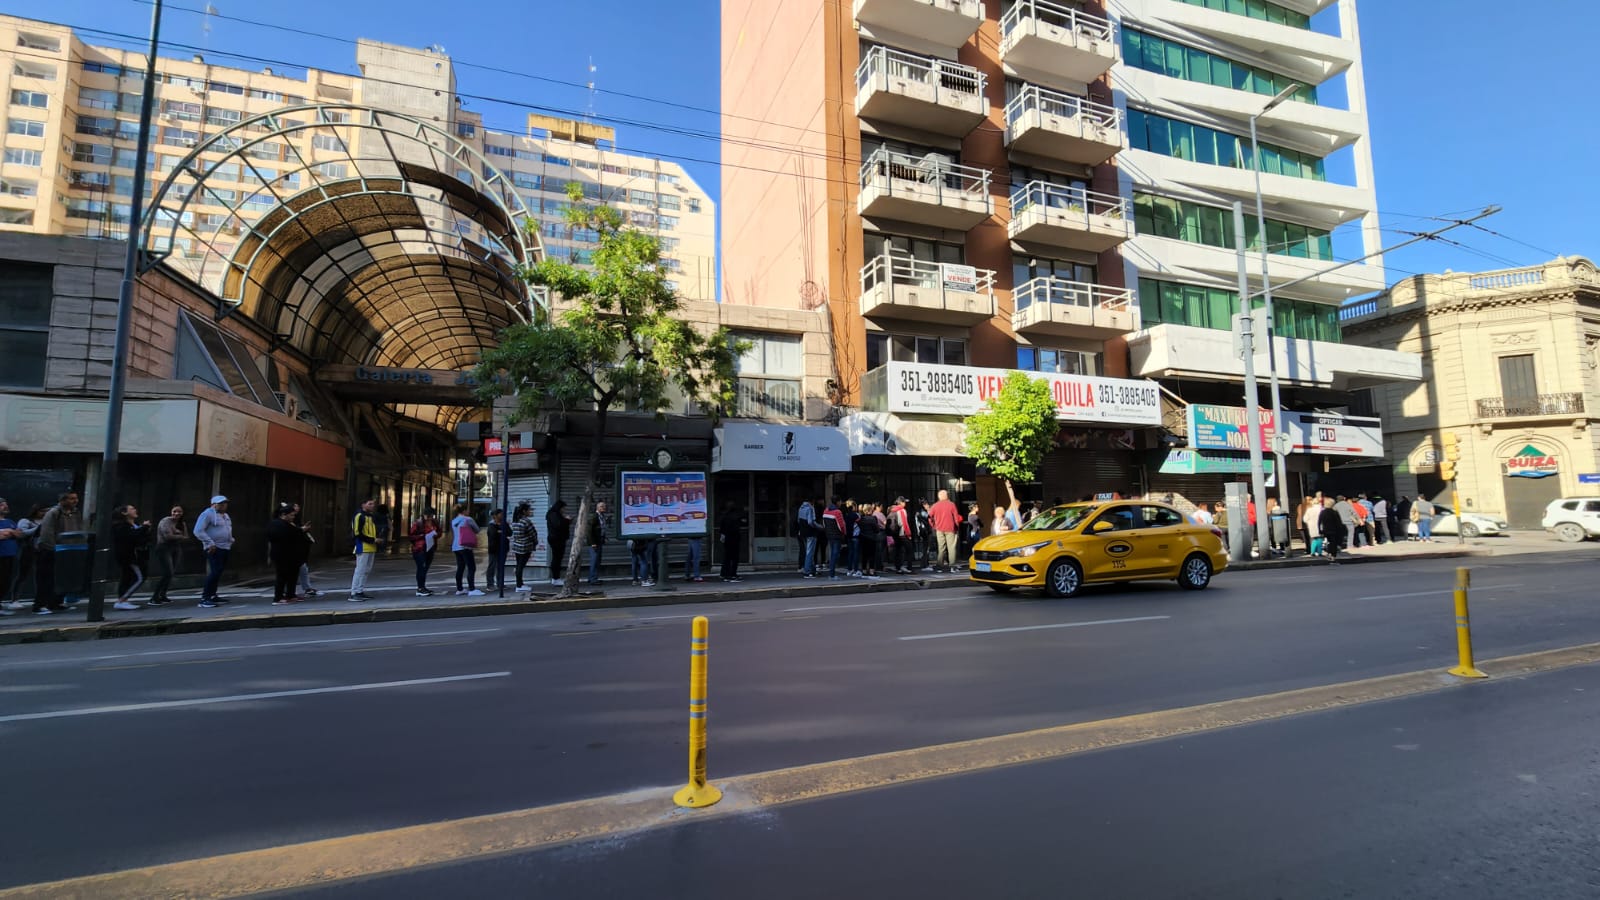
[137,104,542,384]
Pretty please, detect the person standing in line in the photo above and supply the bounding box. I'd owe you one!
[1333,496,1357,551]
[991,505,1011,536]
[628,534,653,587]
[717,502,744,582]
[887,497,914,574]
[1303,496,1324,557]
[1372,495,1390,545]
[1192,502,1214,526]
[32,491,84,614]
[914,499,935,571]
[148,505,188,606]
[843,500,862,577]
[347,498,381,602]
[373,504,392,558]
[1413,495,1435,542]
[267,502,312,606]
[586,500,610,585]
[408,508,439,597]
[193,495,234,609]
[110,504,151,611]
[510,504,538,592]
[545,500,572,585]
[7,503,45,611]
[1267,497,1290,558]
[450,504,484,595]
[796,497,819,578]
[928,490,961,574]
[1005,498,1024,534]
[821,499,846,579]
[0,499,19,616]
[684,533,704,583]
[1319,497,1347,563]
[482,509,506,591]
[290,503,319,599]
[959,502,982,565]
[856,503,881,578]
[1351,495,1371,548]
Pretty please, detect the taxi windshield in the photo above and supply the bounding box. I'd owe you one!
[1020,506,1095,532]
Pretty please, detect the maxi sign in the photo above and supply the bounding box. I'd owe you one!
[1186,404,1276,453]
[882,361,1162,426]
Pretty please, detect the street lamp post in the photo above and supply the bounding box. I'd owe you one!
[1232,202,1273,557]
[1249,83,1301,531]
[87,0,162,622]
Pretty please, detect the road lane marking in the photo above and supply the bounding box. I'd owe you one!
[6,628,508,666]
[1359,583,1523,601]
[88,657,243,672]
[340,646,403,653]
[10,642,1598,899]
[898,615,1170,642]
[0,672,511,724]
[783,597,959,612]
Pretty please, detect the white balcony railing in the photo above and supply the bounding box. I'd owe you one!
[860,253,998,323]
[1005,83,1121,135]
[1010,181,1128,221]
[856,45,986,107]
[1014,276,1134,317]
[862,254,996,295]
[1000,0,1115,46]
[860,147,990,204]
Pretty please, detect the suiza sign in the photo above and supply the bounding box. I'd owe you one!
[881,362,1162,426]
[1506,444,1559,478]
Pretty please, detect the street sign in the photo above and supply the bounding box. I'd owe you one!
[1579,473,1600,485]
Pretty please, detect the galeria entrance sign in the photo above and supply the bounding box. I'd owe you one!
[880,361,1161,426]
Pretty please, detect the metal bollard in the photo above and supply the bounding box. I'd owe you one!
[672,616,722,808]
[1447,567,1488,679]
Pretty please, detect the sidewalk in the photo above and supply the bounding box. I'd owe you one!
[2,533,1585,645]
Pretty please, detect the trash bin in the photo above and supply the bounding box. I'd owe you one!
[54,531,94,596]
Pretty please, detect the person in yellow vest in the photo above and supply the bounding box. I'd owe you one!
[348,498,381,602]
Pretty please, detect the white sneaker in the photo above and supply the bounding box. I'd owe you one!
[113,601,141,611]
[467,589,485,596]
[515,585,532,592]
[454,590,467,596]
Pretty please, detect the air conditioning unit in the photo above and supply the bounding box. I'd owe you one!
[179,139,197,148]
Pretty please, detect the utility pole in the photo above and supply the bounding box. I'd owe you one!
[1250,84,1300,517]
[88,0,162,622]
[1233,202,1272,557]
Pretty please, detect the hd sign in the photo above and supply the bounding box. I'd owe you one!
[1505,444,1559,478]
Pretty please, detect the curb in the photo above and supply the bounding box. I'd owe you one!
[1229,548,1484,571]
[0,578,932,646]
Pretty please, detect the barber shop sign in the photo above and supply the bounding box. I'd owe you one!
[1505,444,1559,478]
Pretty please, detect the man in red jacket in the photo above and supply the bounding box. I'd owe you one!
[928,490,961,573]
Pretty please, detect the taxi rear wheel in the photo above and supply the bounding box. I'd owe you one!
[1046,558,1083,598]
[1178,553,1212,591]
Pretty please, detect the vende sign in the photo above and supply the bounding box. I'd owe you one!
[882,361,1162,426]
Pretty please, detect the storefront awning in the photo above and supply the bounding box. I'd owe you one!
[712,423,849,472]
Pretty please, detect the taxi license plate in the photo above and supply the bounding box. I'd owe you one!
[975,562,992,573]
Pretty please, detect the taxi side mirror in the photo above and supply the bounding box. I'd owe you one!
[1091,521,1115,534]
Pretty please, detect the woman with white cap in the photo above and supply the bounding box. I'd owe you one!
[193,495,235,608]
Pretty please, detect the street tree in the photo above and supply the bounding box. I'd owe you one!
[962,371,1058,499]
[477,184,741,598]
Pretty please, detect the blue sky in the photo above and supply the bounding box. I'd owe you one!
[11,0,1593,284]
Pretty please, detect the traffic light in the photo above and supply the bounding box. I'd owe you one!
[1440,459,1457,482]
[1442,431,1461,462]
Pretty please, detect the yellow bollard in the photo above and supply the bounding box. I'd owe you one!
[1447,567,1488,679]
[673,616,723,808]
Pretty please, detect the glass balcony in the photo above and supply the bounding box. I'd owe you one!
[1004,84,1124,165]
[860,253,997,325]
[1008,181,1131,253]
[852,0,983,49]
[855,46,988,137]
[999,0,1118,86]
[1012,277,1137,340]
[858,147,993,230]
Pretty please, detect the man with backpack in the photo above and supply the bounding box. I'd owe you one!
[348,498,381,602]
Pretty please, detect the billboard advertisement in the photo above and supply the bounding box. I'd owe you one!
[881,361,1162,426]
[1281,412,1384,458]
[618,470,709,537]
[1185,403,1276,453]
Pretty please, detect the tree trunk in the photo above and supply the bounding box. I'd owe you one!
[557,404,608,599]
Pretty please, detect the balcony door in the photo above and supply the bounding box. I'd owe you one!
[1498,354,1538,411]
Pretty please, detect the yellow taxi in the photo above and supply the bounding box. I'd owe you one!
[969,501,1229,597]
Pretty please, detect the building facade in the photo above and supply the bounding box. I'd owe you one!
[0,16,714,299]
[1340,258,1600,528]
[719,0,1416,512]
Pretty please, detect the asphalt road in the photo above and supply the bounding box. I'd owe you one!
[4,549,1600,889]
[302,662,1600,900]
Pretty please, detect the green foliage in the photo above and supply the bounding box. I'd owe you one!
[474,182,741,424]
[962,372,1058,487]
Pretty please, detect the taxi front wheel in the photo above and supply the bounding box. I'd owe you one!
[1046,558,1083,598]
[1178,554,1213,591]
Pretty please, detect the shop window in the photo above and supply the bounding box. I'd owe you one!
[0,262,52,388]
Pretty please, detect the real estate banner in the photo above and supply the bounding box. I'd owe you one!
[881,361,1162,426]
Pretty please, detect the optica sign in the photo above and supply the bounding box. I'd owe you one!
[1505,444,1559,478]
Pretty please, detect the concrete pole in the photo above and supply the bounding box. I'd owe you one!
[1233,202,1273,557]
[1250,113,1290,513]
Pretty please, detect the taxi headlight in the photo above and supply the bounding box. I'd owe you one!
[1006,541,1052,559]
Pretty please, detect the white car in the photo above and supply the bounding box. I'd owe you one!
[1542,498,1600,543]
[1406,512,1509,538]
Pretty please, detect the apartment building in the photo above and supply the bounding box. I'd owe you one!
[0,15,715,299]
[1341,258,1600,528]
[720,0,1418,509]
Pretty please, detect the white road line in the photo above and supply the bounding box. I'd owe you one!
[784,597,959,613]
[1358,584,1523,601]
[898,615,1170,642]
[0,672,511,723]
[0,628,506,669]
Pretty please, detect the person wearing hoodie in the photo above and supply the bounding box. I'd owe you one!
[1318,497,1347,562]
[545,500,572,585]
[267,502,312,605]
[821,499,847,579]
[110,504,151,611]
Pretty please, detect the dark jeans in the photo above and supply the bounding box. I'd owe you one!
[151,544,178,601]
[486,551,505,588]
[827,536,842,577]
[202,547,230,600]
[515,551,531,587]
[274,560,300,601]
[847,537,860,573]
[33,550,55,611]
[720,532,739,579]
[413,550,432,591]
[0,555,12,605]
[455,549,477,591]
[117,562,144,600]
[588,545,603,584]
[548,538,567,580]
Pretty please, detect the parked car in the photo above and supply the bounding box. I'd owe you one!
[1541,498,1600,543]
[1406,512,1509,538]
[969,501,1228,597]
